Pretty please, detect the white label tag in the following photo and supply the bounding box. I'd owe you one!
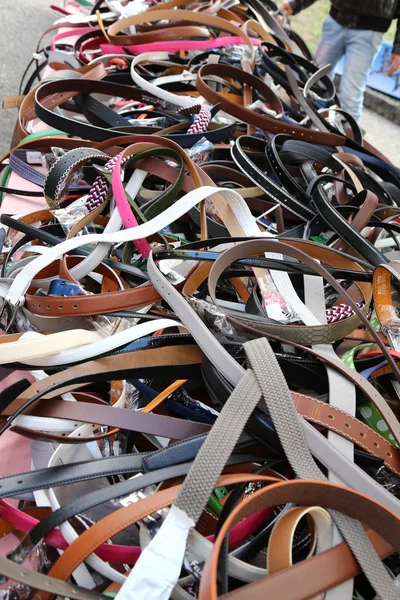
[160,259,197,285]
[26,151,44,165]
[265,301,284,321]
[116,506,194,600]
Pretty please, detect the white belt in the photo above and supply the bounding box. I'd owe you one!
[20,319,185,367]
[130,53,199,108]
[0,329,103,364]
[5,184,318,329]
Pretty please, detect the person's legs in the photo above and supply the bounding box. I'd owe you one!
[315,15,346,79]
[339,28,383,122]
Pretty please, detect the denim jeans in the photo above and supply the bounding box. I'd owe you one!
[315,15,383,122]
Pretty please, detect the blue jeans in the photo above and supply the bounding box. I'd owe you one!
[315,15,383,122]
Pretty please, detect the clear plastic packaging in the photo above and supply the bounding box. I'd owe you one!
[159,258,198,285]
[383,324,400,351]
[107,0,148,19]
[224,44,253,64]
[0,539,51,599]
[187,296,237,335]
[374,465,400,496]
[46,147,67,169]
[125,116,172,128]
[91,313,123,336]
[13,309,38,334]
[51,190,95,232]
[246,99,280,118]
[91,311,144,341]
[125,380,142,410]
[186,137,214,164]
[172,386,219,419]
[188,137,225,222]
[257,272,297,323]
[0,225,14,270]
[113,480,169,542]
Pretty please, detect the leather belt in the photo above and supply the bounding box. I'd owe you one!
[198,479,400,600]
[196,64,346,146]
[147,251,400,513]
[231,136,315,221]
[1,344,204,418]
[107,9,255,65]
[183,238,371,344]
[1,1,400,596]
[27,455,263,547]
[202,355,400,477]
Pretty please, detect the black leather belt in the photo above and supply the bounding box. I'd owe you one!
[28,453,265,545]
[34,78,236,146]
[231,136,316,221]
[308,175,388,266]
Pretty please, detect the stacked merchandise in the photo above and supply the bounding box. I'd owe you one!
[0,1,400,599]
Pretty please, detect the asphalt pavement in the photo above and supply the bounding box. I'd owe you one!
[0,0,55,154]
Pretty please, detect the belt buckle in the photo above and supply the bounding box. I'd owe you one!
[119,477,169,537]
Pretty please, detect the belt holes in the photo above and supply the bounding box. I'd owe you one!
[73,304,78,309]
[344,423,350,428]
[20,571,27,578]
[360,432,365,437]
[387,452,392,457]
[17,480,23,484]
[374,442,379,447]
[46,305,50,310]
[58,306,62,309]
[328,414,333,419]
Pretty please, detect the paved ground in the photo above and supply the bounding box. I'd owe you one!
[0,0,398,165]
[0,0,55,154]
[361,108,400,165]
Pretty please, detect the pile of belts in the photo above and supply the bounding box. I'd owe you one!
[1,0,400,599]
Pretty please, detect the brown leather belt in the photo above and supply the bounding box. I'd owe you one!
[196,63,346,145]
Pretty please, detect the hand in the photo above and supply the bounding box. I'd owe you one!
[279,1,293,16]
[384,52,400,75]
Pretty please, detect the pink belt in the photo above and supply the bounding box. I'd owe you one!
[112,148,152,258]
[101,36,261,55]
[0,499,272,564]
[51,26,96,50]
